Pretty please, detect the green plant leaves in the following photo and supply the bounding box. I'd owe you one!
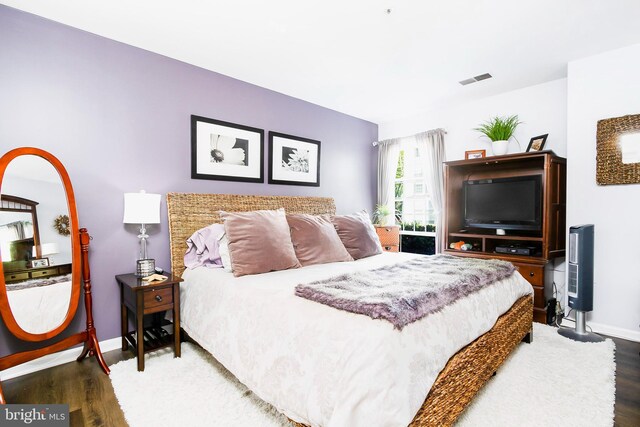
[474,115,521,142]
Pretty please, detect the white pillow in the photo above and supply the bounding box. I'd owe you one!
[217,233,233,273]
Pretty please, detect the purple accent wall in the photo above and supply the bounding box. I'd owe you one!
[0,6,378,356]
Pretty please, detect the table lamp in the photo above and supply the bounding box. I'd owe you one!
[31,243,60,266]
[123,190,161,276]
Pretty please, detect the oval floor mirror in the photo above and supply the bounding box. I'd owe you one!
[0,147,109,404]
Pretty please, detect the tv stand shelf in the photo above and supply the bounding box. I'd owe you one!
[444,249,547,265]
[448,232,544,242]
[444,151,566,324]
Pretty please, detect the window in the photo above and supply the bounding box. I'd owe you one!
[394,139,436,236]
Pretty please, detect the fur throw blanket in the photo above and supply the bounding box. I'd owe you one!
[295,254,515,330]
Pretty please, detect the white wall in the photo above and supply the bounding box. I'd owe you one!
[567,44,640,341]
[379,78,568,160]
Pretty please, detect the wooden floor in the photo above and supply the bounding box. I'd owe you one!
[614,336,640,426]
[2,335,639,427]
[3,349,133,427]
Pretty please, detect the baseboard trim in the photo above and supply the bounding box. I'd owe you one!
[0,337,121,381]
[589,322,640,343]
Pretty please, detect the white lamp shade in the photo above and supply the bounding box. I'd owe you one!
[41,242,59,256]
[123,192,161,224]
[32,242,59,257]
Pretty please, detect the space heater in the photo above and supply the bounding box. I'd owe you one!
[558,224,604,342]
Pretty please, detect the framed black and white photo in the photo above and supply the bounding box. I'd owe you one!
[526,134,548,152]
[268,132,320,186]
[191,115,264,182]
[30,258,49,268]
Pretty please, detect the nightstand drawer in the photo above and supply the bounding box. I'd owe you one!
[382,245,399,253]
[514,263,544,287]
[375,226,400,246]
[31,268,58,278]
[143,287,173,313]
[5,272,29,282]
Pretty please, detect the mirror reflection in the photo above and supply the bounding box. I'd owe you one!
[1,155,72,334]
[0,209,35,262]
[619,132,640,164]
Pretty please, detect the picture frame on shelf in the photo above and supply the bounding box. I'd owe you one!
[30,258,49,268]
[526,134,548,152]
[268,131,321,186]
[465,149,486,160]
[191,115,264,183]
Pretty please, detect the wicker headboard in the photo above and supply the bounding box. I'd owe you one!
[166,193,336,276]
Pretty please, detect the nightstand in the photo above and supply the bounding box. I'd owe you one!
[375,225,400,252]
[115,273,183,371]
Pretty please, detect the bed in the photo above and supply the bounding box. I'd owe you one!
[6,274,72,334]
[167,193,533,427]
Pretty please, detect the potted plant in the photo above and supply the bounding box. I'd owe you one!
[373,204,392,226]
[474,115,521,156]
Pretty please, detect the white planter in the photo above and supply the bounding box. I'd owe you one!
[492,140,509,156]
[381,215,394,226]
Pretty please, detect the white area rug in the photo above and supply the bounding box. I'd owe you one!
[110,323,615,427]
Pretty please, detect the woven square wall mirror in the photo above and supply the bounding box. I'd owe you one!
[596,113,640,185]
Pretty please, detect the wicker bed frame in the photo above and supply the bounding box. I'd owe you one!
[166,192,533,427]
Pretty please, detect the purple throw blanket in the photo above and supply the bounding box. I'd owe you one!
[295,254,516,330]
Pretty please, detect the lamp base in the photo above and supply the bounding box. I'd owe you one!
[136,259,156,277]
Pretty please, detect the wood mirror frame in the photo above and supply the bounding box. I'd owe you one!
[0,151,79,341]
[0,147,109,404]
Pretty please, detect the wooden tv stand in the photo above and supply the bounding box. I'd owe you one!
[443,150,566,323]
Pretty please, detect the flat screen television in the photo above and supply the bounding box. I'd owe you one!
[463,175,542,231]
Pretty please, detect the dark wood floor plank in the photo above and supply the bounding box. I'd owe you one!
[2,335,638,427]
[3,350,131,427]
[611,336,640,427]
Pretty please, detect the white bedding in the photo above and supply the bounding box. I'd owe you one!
[7,280,71,334]
[180,252,532,427]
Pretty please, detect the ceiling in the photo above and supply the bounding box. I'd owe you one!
[3,0,640,123]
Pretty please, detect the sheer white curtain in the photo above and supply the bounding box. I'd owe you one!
[415,129,446,253]
[0,222,25,241]
[376,138,401,225]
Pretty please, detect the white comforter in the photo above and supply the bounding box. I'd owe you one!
[180,252,532,427]
[7,280,72,334]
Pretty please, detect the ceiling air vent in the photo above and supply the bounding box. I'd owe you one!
[459,73,493,86]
